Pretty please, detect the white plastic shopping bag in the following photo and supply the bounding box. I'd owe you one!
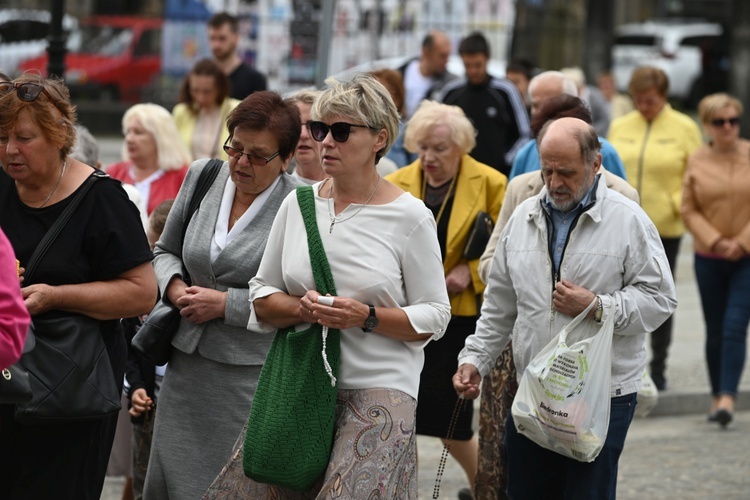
[511,298,615,462]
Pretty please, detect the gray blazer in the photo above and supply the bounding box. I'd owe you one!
[153,158,302,365]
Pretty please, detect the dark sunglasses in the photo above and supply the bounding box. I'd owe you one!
[222,138,280,166]
[0,81,65,114]
[307,121,374,143]
[710,117,740,128]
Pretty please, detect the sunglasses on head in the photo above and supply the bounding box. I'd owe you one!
[0,81,65,114]
[307,121,374,143]
[710,117,740,128]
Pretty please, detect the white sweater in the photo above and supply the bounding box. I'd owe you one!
[248,183,452,400]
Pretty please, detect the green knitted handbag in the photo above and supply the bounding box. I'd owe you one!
[243,185,340,491]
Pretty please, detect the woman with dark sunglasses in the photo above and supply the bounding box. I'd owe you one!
[241,73,451,497]
[0,75,158,498]
[142,91,303,499]
[386,99,507,498]
[682,93,750,429]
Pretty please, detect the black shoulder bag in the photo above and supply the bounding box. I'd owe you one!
[12,171,127,423]
[132,159,223,366]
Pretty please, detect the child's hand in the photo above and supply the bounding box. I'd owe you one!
[129,388,153,417]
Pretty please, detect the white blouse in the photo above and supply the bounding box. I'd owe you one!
[248,182,451,399]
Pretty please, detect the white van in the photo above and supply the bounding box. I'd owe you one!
[611,19,728,105]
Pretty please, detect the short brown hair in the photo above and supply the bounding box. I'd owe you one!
[530,94,592,138]
[0,74,77,160]
[207,12,238,32]
[628,66,669,97]
[226,90,301,161]
[178,58,231,112]
[369,68,405,117]
[149,199,174,237]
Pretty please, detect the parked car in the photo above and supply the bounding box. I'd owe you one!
[20,16,162,102]
[0,9,80,78]
[611,19,729,105]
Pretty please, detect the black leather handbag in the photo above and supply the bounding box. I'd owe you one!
[132,159,223,366]
[462,211,494,260]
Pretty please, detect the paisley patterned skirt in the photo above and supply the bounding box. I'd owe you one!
[203,387,418,499]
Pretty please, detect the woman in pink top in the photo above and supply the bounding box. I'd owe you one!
[107,103,192,214]
[0,227,30,370]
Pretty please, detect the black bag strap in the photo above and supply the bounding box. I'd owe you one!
[296,185,336,296]
[24,170,106,284]
[178,159,223,285]
[181,159,223,244]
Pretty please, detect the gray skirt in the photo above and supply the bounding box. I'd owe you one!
[204,387,419,499]
[143,349,261,499]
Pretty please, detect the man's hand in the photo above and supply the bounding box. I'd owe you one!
[552,279,596,318]
[453,363,481,400]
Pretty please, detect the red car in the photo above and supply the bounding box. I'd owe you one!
[21,16,162,102]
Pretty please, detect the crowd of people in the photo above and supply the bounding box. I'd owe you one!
[0,13,748,500]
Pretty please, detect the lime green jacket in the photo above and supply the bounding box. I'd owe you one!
[173,97,240,162]
[608,104,702,237]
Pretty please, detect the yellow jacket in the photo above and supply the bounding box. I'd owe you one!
[386,155,507,316]
[173,98,240,162]
[608,104,702,237]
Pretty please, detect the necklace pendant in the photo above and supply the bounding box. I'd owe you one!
[329,220,335,234]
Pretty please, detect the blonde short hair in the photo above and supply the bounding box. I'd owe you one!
[121,103,192,171]
[698,92,743,126]
[311,73,399,162]
[404,100,477,155]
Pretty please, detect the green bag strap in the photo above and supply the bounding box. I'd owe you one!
[296,185,337,297]
[296,185,339,386]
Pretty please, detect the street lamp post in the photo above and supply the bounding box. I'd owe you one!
[47,0,67,79]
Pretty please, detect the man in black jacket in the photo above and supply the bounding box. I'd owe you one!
[441,32,531,177]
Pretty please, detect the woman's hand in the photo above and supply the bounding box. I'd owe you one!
[129,388,153,417]
[300,290,369,330]
[166,277,190,308]
[713,238,744,261]
[175,286,227,324]
[445,263,472,294]
[22,284,61,316]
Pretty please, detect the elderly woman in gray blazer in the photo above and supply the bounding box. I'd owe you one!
[143,91,302,499]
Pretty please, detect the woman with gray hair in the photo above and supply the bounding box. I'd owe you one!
[107,103,192,214]
[242,73,451,497]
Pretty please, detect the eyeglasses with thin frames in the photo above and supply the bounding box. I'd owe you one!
[710,117,740,128]
[307,121,375,143]
[222,138,280,166]
[0,81,66,115]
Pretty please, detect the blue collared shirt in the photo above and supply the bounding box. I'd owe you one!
[543,177,598,275]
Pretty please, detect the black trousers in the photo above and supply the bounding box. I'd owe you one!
[650,236,681,381]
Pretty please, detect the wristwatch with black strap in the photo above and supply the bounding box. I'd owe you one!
[363,304,378,332]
